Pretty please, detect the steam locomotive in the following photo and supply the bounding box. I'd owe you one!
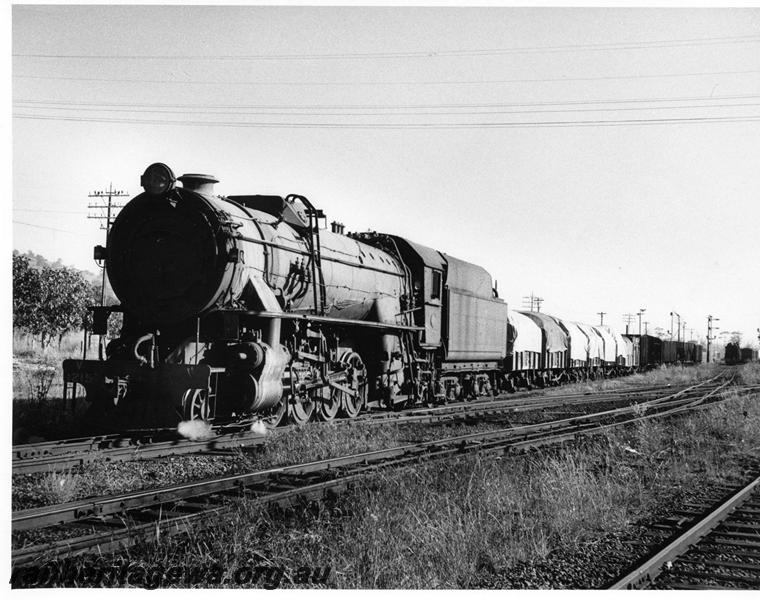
[725,342,759,365]
[62,163,701,429]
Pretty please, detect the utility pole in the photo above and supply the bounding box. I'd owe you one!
[521,292,544,312]
[88,184,129,304]
[643,321,649,335]
[682,321,687,343]
[670,311,681,342]
[597,311,606,326]
[706,315,719,363]
[638,308,646,336]
[622,313,635,334]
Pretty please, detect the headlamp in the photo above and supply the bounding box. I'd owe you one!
[140,163,176,195]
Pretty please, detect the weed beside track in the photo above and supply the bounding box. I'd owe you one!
[11,365,759,589]
[12,366,720,510]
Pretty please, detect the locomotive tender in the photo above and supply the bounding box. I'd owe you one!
[63,163,703,428]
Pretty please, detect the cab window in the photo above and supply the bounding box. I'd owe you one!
[430,270,442,300]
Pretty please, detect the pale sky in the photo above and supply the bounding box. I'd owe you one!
[10,4,760,347]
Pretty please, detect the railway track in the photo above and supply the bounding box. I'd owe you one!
[12,372,753,567]
[12,380,723,475]
[609,473,760,590]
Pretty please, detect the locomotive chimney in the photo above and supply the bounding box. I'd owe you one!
[178,173,219,196]
[331,221,345,234]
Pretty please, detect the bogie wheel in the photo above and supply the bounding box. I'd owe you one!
[181,388,211,422]
[289,394,315,425]
[338,351,368,419]
[317,390,341,422]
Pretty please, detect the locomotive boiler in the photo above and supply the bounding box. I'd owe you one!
[64,163,508,428]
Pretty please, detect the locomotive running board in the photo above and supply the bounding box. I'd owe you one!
[224,310,423,333]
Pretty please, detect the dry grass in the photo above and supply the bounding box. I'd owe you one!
[243,420,517,471]
[87,386,760,589]
[544,363,719,397]
[36,470,83,505]
[12,332,91,441]
[738,362,760,385]
[249,422,406,469]
[15,362,760,589]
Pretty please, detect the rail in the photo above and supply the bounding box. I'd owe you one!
[12,372,753,566]
[12,380,730,475]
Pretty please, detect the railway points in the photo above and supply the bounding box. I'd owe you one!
[12,379,723,475]
[12,371,756,568]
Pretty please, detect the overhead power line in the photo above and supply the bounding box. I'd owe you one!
[12,33,760,60]
[13,101,760,118]
[13,113,760,129]
[14,208,89,214]
[13,220,76,234]
[14,68,760,87]
[13,92,760,111]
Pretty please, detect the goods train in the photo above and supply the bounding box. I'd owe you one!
[63,163,703,428]
[725,343,759,365]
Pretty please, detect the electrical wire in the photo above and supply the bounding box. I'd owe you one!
[13,220,77,234]
[14,208,89,214]
[14,92,760,111]
[13,68,760,87]
[13,101,760,118]
[12,33,760,61]
[13,113,760,129]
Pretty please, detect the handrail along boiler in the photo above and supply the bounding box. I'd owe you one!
[63,163,509,427]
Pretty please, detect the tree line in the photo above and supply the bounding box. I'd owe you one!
[13,252,120,348]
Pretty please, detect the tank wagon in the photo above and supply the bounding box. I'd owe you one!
[63,163,706,428]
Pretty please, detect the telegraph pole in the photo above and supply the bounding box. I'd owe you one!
[597,311,606,326]
[88,184,129,304]
[706,315,719,363]
[638,308,646,336]
[522,292,544,312]
[643,321,649,335]
[622,313,635,334]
